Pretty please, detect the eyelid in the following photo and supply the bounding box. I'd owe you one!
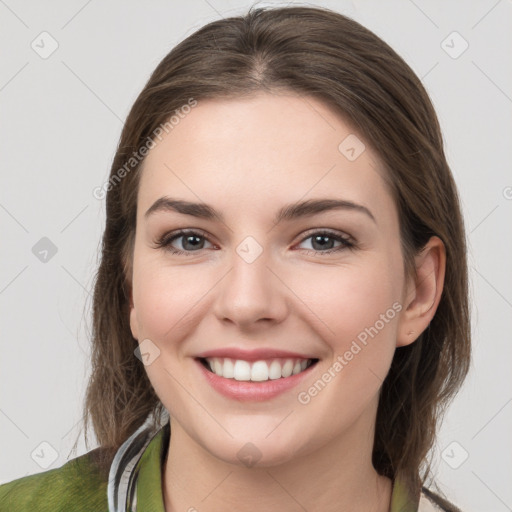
[154,227,358,259]
[296,227,354,244]
[154,228,214,249]
[155,228,354,248]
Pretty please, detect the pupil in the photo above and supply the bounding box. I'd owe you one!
[183,235,202,250]
[313,235,332,250]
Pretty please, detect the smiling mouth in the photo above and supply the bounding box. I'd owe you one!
[197,357,319,382]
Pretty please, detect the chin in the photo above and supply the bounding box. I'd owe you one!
[218,439,301,469]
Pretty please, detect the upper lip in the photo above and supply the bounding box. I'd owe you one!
[195,348,317,361]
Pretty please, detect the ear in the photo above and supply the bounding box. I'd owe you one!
[123,248,139,341]
[128,286,139,341]
[396,236,446,347]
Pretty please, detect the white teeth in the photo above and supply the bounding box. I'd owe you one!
[268,360,282,380]
[213,358,223,375]
[281,359,294,378]
[233,360,251,381]
[292,361,302,375]
[250,361,269,382]
[203,357,314,381]
[223,358,234,378]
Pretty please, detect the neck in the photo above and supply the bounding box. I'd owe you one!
[162,404,392,512]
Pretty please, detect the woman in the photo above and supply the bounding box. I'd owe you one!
[0,5,470,511]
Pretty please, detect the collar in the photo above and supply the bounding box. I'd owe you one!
[107,413,420,512]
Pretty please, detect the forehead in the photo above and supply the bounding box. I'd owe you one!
[137,93,396,226]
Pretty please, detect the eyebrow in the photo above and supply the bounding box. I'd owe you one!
[144,196,376,225]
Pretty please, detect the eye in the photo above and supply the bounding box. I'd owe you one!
[154,228,355,256]
[295,230,355,255]
[155,229,214,256]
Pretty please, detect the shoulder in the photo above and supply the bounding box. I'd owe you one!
[0,447,109,512]
[419,486,463,512]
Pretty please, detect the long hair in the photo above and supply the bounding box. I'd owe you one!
[80,5,471,499]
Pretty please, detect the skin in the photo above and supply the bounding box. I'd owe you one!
[129,92,446,512]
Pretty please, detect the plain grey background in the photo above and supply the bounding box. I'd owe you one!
[1,1,511,510]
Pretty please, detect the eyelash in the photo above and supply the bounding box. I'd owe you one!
[154,229,356,256]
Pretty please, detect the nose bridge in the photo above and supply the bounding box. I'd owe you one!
[213,234,286,325]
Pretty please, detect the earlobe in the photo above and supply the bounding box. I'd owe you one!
[129,289,139,341]
[396,236,446,347]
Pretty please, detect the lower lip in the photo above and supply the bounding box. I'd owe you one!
[195,359,318,402]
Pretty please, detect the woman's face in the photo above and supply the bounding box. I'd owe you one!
[129,92,409,466]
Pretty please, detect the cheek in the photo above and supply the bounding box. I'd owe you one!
[295,258,402,405]
[130,261,205,412]
[290,258,402,421]
[292,257,401,343]
[132,260,206,342]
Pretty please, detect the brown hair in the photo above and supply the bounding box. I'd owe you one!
[80,4,471,501]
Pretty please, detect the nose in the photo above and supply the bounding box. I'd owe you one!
[212,243,288,330]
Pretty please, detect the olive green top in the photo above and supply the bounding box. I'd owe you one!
[0,426,450,511]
